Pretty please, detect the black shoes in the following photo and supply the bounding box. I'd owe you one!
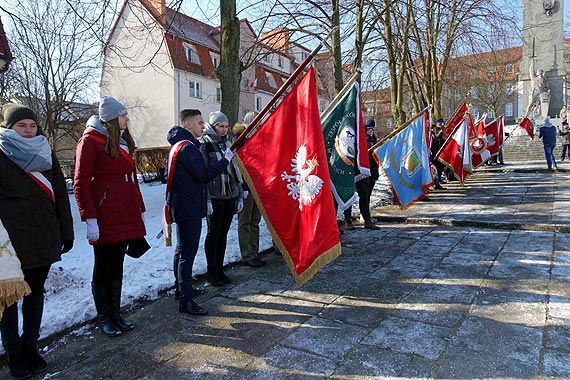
[98,315,122,337]
[364,220,380,230]
[113,313,134,331]
[7,351,31,379]
[218,272,232,284]
[434,184,445,190]
[344,219,355,230]
[207,273,224,287]
[175,287,206,300]
[179,300,208,316]
[247,257,266,267]
[22,345,47,375]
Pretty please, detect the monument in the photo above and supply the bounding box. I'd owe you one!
[521,0,564,120]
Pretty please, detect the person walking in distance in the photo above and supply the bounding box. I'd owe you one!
[538,117,558,171]
[166,109,233,315]
[558,120,570,161]
[74,97,146,337]
[0,104,74,378]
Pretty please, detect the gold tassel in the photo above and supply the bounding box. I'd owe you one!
[165,224,172,247]
[0,279,31,320]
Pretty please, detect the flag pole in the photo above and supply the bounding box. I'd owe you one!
[319,69,362,119]
[368,105,431,152]
[230,26,339,151]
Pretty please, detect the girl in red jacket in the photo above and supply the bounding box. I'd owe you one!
[74,97,146,337]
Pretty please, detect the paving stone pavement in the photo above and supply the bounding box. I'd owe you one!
[2,160,570,380]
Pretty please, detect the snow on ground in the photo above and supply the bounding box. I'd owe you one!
[2,175,394,348]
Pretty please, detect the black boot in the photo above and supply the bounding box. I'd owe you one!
[21,344,47,375]
[7,351,31,379]
[91,283,122,337]
[111,280,134,331]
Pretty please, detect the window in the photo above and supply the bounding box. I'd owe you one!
[471,106,478,116]
[505,102,513,117]
[216,88,221,103]
[471,88,478,99]
[242,109,248,119]
[385,104,391,112]
[189,80,201,98]
[471,69,478,78]
[277,56,283,68]
[255,96,262,112]
[301,52,308,60]
[184,45,200,64]
[455,90,461,100]
[240,78,247,90]
[387,118,394,129]
[266,72,277,88]
[505,83,513,95]
[319,99,328,112]
[212,55,219,69]
[505,64,514,74]
[487,68,496,76]
[263,53,270,63]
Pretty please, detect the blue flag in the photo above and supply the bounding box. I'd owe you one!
[373,113,434,209]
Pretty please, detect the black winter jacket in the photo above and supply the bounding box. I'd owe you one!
[0,152,74,269]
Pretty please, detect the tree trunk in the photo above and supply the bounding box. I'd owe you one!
[219,0,241,126]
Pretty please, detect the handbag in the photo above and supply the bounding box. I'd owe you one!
[126,237,151,259]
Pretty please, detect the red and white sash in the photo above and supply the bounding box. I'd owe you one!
[162,140,191,246]
[28,172,55,202]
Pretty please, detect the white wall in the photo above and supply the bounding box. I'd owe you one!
[100,0,174,149]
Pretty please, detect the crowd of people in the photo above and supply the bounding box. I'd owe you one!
[1,97,536,379]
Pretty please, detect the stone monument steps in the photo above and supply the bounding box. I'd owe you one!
[502,134,558,162]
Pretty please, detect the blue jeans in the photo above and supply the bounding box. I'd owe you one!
[561,144,569,160]
[544,144,557,169]
[173,219,202,304]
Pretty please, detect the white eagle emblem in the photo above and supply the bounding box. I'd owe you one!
[281,144,324,209]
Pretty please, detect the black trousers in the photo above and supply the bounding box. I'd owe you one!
[92,241,128,286]
[173,219,202,303]
[344,178,371,222]
[1,266,50,353]
[205,198,236,275]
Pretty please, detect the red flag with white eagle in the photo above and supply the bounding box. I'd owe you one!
[233,67,341,286]
[437,116,473,183]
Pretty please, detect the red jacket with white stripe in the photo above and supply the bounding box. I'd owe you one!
[74,128,146,245]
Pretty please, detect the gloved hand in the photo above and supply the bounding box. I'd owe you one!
[207,201,213,216]
[61,240,73,253]
[86,218,100,242]
[236,199,244,214]
[224,148,234,162]
[243,191,249,199]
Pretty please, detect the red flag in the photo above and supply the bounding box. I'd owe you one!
[483,118,501,156]
[442,102,469,139]
[438,117,473,183]
[520,117,534,140]
[498,115,505,146]
[234,67,341,285]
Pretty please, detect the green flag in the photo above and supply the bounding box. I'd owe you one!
[321,82,370,214]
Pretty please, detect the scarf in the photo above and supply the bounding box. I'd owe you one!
[201,127,243,196]
[0,220,31,320]
[0,127,52,172]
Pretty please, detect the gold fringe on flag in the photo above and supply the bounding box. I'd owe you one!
[0,278,31,320]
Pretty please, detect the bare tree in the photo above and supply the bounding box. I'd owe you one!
[1,0,104,156]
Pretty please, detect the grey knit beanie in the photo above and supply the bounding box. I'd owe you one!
[209,111,228,126]
[99,96,127,122]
